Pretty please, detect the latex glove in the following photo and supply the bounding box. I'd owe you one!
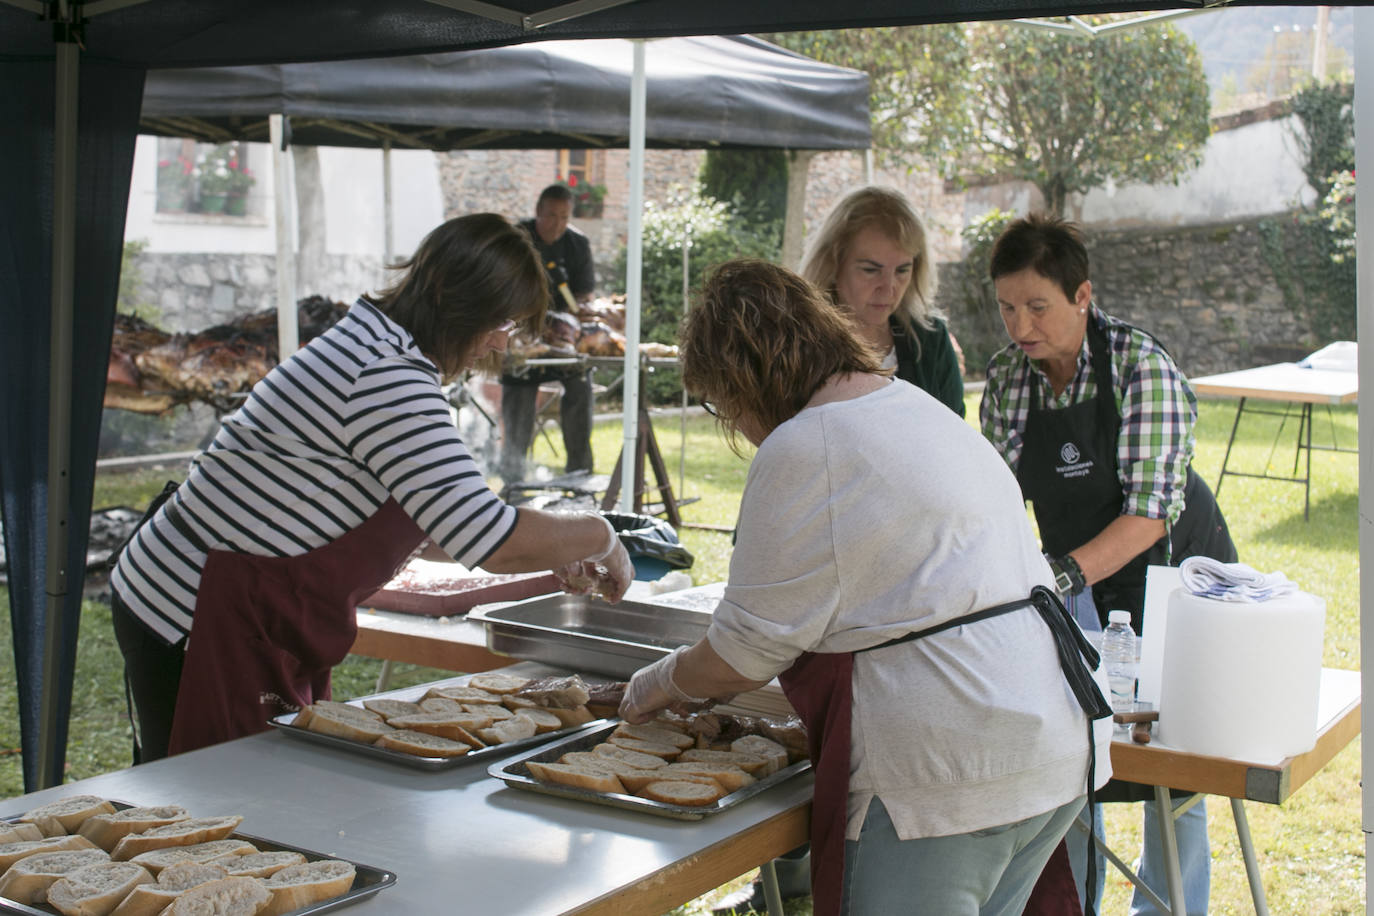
[619,647,704,724]
[554,515,634,603]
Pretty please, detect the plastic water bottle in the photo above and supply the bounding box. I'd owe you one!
[1101,610,1138,734]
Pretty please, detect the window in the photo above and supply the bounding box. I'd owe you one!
[156,138,258,217]
[556,149,606,218]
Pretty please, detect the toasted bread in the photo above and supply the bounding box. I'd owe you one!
[258,859,355,916]
[374,729,472,758]
[78,806,190,852]
[638,779,725,807]
[159,875,271,915]
[45,861,153,916]
[0,849,110,905]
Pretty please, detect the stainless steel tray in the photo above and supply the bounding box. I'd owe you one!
[488,721,811,821]
[469,594,711,678]
[269,675,610,770]
[0,803,394,916]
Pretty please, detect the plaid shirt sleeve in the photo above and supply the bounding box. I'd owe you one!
[1110,324,1197,525]
[979,343,1030,474]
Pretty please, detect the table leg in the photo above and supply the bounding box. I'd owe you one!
[374,659,394,694]
[1230,798,1271,916]
[1071,814,1171,913]
[759,860,784,916]
[1302,403,1313,521]
[1215,398,1247,497]
[1153,786,1186,916]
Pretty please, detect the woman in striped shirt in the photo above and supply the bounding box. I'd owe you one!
[110,213,631,761]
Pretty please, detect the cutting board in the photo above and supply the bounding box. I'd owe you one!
[360,560,561,617]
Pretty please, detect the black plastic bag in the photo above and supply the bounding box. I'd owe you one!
[599,512,693,580]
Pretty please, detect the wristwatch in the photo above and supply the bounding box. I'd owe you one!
[1046,553,1086,595]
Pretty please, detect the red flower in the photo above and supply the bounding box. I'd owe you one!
[567,174,578,187]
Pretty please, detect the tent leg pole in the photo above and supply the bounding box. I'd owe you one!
[618,40,647,514]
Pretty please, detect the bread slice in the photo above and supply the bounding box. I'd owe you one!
[512,708,564,734]
[475,715,537,746]
[638,779,725,807]
[209,850,305,879]
[660,761,757,793]
[111,817,243,862]
[374,729,472,758]
[78,806,190,852]
[460,702,514,722]
[465,673,530,695]
[0,821,46,844]
[730,736,789,776]
[127,840,258,877]
[512,675,592,708]
[294,702,394,743]
[360,698,422,720]
[45,861,154,916]
[546,706,596,727]
[590,743,668,770]
[603,735,683,760]
[611,722,695,749]
[525,761,626,794]
[677,748,769,774]
[416,696,467,716]
[20,796,117,837]
[384,713,488,746]
[159,875,272,915]
[0,835,102,873]
[558,752,659,779]
[259,859,356,916]
[0,849,110,905]
[618,769,723,794]
[422,685,499,704]
[109,862,229,916]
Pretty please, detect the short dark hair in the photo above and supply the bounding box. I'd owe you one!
[537,184,574,208]
[681,259,883,453]
[370,213,547,377]
[988,213,1091,302]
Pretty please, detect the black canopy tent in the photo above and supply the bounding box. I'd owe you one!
[0,0,1362,809]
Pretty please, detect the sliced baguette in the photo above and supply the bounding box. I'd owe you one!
[415,696,467,716]
[127,840,258,877]
[0,822,45,844]
[465,673,530,695]
[111,817,244,862]
[109,863,229,916]
[611,722,695,749]
[373,729,472,758]
[512,708,564,734]
[676,748,769,775]
[295,702,394,743]
[590,744,669,770]
[209,851,305,879]
[422,685,499,704]
[159,875,272,915]
[603,735,682,760]
[258,859,355,916]
[547,706,596,727]
[0,849,110,905]
[638,779,726,807]
[558,752,661,779]
[78,806,190,852]
[525,761,626,794]
[360,698,422,720]
[0,835,101,873]
[19,796,116,836]
[475,715,537,746]
[660,762,757,793]
[618,769,723,794]
[384,713,487,746]
[45,861,153,916]
[460,702,514,722]
[730,736,789,776]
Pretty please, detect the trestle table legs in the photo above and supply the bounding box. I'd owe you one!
[759,859,784,916]
[1231,797,1271,916]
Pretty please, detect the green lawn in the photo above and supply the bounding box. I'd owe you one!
[0,390,1361,914]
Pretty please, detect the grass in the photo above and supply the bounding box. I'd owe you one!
[0,390,1361,914]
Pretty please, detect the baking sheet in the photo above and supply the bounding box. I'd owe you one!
[269,675,610,770]
[488,721,811,821]
[469,594,711,679]
[0,804,394,916]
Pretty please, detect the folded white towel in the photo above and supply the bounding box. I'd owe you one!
[1178,556,1298,603]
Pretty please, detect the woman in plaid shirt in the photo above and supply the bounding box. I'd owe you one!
[981,213,1236,916]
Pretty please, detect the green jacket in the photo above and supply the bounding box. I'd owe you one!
[892,315,965,417]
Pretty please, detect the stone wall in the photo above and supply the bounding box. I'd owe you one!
[938,216,1316,382]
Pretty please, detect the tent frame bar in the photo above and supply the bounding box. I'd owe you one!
[422,0,639,31]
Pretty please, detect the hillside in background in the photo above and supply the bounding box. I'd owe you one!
[1172,5,1353,110]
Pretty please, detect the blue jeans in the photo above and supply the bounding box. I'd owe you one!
[842,795,1084,915]
[498,367,594,484]
[1065,588,1211,915]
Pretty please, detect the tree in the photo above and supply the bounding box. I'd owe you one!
[1289,81,1354,200]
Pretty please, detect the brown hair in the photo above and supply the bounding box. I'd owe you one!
[681,259,883,452]
[369,213,547,377]
[800,186,940,332]
[988,212,1091,302]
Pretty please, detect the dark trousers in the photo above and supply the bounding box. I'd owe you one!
[110,590,185,763]
[499,367,594,484]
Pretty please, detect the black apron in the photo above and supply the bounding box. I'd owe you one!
[1016,319,1236,635]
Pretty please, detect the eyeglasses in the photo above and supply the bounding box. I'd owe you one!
[492,319,517,334]
[701,401,718,417]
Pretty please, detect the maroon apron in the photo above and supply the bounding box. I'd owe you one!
[167,498,426,755]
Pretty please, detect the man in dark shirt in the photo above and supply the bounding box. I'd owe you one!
[499,184,598,487]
